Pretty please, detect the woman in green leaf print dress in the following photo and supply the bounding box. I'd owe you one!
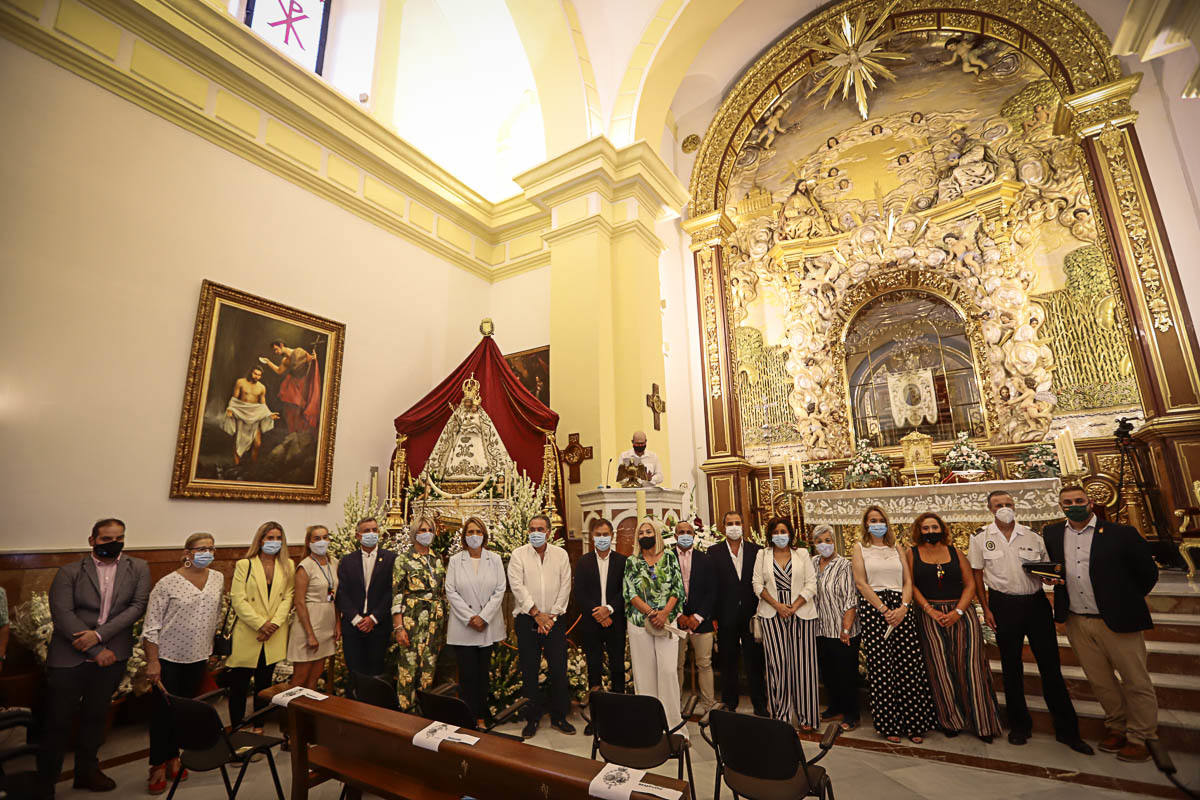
[391,514,447,711]
[623,517,688,738]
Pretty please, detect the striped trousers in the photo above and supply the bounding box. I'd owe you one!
[760,615,819,729]
[917,600,1002,737]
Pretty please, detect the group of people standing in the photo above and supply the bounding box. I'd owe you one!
[34,480,1162,798]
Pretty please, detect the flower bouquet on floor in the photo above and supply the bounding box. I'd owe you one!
[1016,442,1059,478]
[845,439,892,488]
[941,431,997,480]
[801,461,835,492]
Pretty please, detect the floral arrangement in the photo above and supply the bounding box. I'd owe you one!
[802,461,835,491]
[1016,442,1059,478]
[941,431,997,474]
[845,439,892,487]
[12,592,148,698]
[489,471,555,561]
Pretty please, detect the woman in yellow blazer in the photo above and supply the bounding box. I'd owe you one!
[228,521,294,733]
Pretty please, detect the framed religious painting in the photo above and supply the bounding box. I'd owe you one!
[170,280,345,502]
[504,345,550,406]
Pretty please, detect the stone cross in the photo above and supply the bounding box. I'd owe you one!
[559,433,593,484]
[646,383,666,431]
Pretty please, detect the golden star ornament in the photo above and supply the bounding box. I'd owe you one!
[799,0,906,120]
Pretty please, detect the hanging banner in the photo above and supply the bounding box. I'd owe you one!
[245,0,333,74]
[887,368,938,428]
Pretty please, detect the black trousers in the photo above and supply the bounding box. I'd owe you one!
[149,659,209,765]
[340,620,391,691]
[716,614,767,713]
[579,621,627,694]
[990,590,1079,738]
[226,649,275,727]
[816,635,860,723]
[37,660,126,784]
[454,645,494,721]
[515,615,570,722]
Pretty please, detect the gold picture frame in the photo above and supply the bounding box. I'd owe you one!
[170,280,345,502]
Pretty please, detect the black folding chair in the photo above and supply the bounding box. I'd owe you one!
[416,684,527,742]
[0,709,38,799]
[587,691,696,800]
[350,672,400,711]
[700,709,840,800]
[160,687,285,800]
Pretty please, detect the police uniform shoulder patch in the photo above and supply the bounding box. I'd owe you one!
[985,539,997,551]
[973,525,985,536]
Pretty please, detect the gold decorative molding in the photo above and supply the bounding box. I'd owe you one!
[681,211,736,250]
[1057,74,1142,137]
[686,0,1123,218]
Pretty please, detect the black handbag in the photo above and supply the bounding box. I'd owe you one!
[213,562,249,656]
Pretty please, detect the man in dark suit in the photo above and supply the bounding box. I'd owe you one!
[706,510,766,715]
[673,519,716,716]
[335,517,396,689]
[40,518,151,796]
[574,517,627,733]
[1043,485,1159,762]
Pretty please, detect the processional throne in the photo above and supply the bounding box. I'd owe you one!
[385,328,562,537]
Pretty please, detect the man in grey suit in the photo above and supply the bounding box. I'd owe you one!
[37,518,150,796]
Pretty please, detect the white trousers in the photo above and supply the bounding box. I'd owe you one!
[628,625,687,738]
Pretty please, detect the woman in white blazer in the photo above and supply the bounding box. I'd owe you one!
[753,516,820,730]
[444,517,508,725]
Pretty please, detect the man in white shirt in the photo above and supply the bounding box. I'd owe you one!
[617,431,663,486]
[508,514,575,738]
[969,490,1090,753]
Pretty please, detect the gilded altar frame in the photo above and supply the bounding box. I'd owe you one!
[682,0,1200,526]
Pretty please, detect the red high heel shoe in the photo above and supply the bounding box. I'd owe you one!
[147,766,167,795]
[166,759,188,782]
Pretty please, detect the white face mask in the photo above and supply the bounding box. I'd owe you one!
[309,540,329,556]
[465,534,484,550]
[815,542,835,558]
[415,531,434,547]
[725,525,743,540]
[994,506,1016,525]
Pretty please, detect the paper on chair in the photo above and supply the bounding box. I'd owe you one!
[269,687,328,707]
[633,782,682,800]
[412,721,481,752]
[589,763,646,799]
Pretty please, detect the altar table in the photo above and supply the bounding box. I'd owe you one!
[802,477,1063,527]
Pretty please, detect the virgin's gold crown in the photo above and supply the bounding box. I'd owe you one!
[461,373,482,406]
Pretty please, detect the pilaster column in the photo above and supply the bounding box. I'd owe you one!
[516,139,688,534]
[681,212,753,524]
[1063,74,1200,511]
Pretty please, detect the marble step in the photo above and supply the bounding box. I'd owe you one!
[988,659,1200,711]
[1048,612,1200,643]
[988,635,1200,674]
[995,690,1200,750]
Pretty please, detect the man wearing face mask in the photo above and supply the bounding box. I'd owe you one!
[706,510,767,715]
[574,517,627,733]
[969,491,1090,753]
[508,515,575,738]
[335,517,397,693]
[618,431,663,486]
[1043,486,1159,762]
[674,520,716,717]
[40,518,151,796]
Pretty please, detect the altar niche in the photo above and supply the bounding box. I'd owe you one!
[845,290,985,448]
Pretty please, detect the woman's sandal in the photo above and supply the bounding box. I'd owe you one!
[166,759,188,782]
[147,766,167,796]
[840,720,859,731]
[909,735,924,744]
[885,735,901,744]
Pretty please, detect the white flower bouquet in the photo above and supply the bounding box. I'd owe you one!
[942,431,998,474]
[1017,442,1059,478]
[802,462,835,492]
[845,439,892,487]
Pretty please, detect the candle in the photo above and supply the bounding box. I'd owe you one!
[636,489,647,521]
[1053,432,1066,474]
[1063,429,1080,474]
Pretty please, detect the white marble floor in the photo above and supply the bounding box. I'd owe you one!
[17,702,1198,799]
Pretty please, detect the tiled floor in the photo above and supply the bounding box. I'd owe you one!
[15,700,1199,799]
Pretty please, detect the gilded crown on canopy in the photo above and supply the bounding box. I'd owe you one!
[461,373,482,408]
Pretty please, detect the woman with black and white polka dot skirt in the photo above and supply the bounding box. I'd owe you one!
[850,505,937,744]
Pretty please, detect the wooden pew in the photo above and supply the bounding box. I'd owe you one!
[287,695,689,800]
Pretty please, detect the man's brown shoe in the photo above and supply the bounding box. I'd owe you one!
[72,769,117,792]
[1098,731,1127,753]
[1117,742,1151,762]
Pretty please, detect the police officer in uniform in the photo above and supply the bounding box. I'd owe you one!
[968,490,1093,754]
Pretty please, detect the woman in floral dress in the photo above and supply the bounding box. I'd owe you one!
[391,514,446,711]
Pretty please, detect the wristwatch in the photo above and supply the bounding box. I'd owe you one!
[954,608,965,616]
[841,628,850,635]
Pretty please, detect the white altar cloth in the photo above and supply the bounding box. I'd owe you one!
[802,478,1062,526]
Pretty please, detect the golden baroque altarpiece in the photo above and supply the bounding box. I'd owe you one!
[683,0,1200,530]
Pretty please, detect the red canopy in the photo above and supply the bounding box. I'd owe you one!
[394,336,558,483]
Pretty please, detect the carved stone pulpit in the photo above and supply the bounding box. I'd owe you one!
[577,487,686,555]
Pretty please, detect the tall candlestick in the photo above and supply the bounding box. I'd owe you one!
[636,489,647,521]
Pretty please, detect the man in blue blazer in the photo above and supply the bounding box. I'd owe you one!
[673,519,716,715]
[335,517,397,690]
[1042,486,1159,762]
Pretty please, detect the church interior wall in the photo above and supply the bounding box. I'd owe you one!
[0,39,495,551]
